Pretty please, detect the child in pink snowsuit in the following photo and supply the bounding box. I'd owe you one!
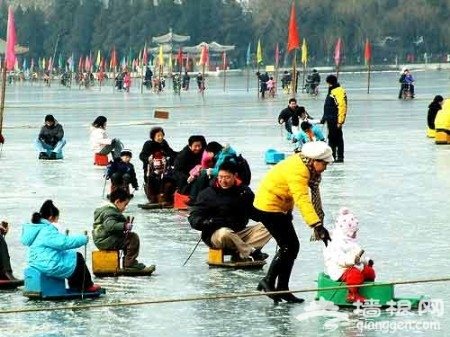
[324,207,376,303]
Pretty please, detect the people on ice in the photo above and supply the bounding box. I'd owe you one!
[35,114,66,160]
[188,161,271,262]
[21,200,101,292]
[90,115,124,159]
[323,207,375,303]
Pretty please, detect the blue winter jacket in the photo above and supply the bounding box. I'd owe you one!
[21,219,88,279]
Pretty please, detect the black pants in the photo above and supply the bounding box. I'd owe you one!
[67,252,94,290]
[111,172,131,188]
[327,122,344,160]
[0,235,12,277]
[255,210,299,290]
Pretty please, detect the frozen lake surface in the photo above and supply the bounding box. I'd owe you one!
[1,71,450,336]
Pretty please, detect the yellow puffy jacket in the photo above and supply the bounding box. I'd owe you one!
[253,154,321,227]
[435,99,450,131]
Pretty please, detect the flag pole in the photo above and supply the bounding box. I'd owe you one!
[0,60,7,148]
[301,61,306,93]
[367,62,371,94]
[223,53,226,92]
[291,49,297,97]
[246,65,250,92]
[256,61,260,98]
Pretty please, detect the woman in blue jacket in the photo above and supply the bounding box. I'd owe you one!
[21,200,100,292]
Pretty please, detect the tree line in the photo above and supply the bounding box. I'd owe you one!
[2,0,449,68]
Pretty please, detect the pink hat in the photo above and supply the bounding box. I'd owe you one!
[335,207,359,237]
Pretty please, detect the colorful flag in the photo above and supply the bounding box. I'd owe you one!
[256,39,263,64]
[143,43,148,67]
[5,6,17,71]
[177,47,183,70]
[111,48,117,69]
[85,55,90,72]
[287,3,300,53]
[334,38,342,66]
[275,43,279,69]
[96,50,101,69]
[58,53,63,69]
[246,43,251,66]
[185,53,190,71]
[168,54,173,72]
[364,38,371,65]
[158,45,164,66]
[301,38,308,65]
[47,57,52,71]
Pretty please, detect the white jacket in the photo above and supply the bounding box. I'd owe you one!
[90,127,112,153]
[323,231,369,281]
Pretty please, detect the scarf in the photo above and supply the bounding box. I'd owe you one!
[300,154,325,242]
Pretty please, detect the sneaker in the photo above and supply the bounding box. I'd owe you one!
[38,152,49,160]
[85,284,101,292]
[250,249,269,261]
[49,152,57,160]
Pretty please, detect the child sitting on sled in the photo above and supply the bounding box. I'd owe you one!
[323,207,375,303]
[105,149,139,194]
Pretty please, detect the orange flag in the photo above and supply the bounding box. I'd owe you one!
[287,3,300,53]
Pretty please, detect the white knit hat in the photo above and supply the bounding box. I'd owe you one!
[301,141,334,163]
[335,207,359,237]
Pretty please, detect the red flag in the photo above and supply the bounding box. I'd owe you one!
[199,45,209,66]
[275,43,280,69]
[5,6,17,71]
[78,57,82,72]
[287,3,300,53]
[334,38,342,66]
[364,38,371,65]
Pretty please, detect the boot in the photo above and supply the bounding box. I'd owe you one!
[256,251,282,302]
[346,287,366,303]
[275,259,305,304]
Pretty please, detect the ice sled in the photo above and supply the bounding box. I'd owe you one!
[316,272,428,308]
[23,267,105,300]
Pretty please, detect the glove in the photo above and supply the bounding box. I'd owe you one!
[368,259,374,267]
[310,223,331,247]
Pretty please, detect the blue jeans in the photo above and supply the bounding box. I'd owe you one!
[35,138,66,154]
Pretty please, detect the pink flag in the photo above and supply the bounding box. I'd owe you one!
[334,38,342,66]
[47,57,53,72]
[5,6,17,71]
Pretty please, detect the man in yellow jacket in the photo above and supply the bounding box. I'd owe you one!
[254,141,333,303]
[321,74,347,163]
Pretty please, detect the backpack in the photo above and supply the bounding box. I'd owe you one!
[225,154,251,186]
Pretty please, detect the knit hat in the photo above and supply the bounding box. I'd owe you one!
[335,207,359,238]
[120,149,132,158]
[301,141,334,163]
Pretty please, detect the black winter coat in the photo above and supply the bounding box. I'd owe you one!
[139,139,177,170]
[187,180,256,246]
